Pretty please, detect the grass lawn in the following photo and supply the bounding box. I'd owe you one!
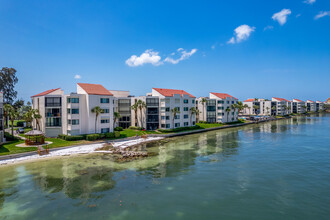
[119,129,158,138]
[196,123,223,129]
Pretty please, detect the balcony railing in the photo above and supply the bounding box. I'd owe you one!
[46,113,61,117]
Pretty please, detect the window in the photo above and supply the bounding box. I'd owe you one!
[72,119,79,125]
[102,108,109,113]
[68,98,79,103]
[184,114,189,119]
[161,116,165,120]
[175,123,180,128]
[161,124,165,128]
[68,120,71,124]
[184,122,189,126]
[192,121,195,125]
[71,109,79,114]
[192,100,195,104]
[227,101,229,104]
[166,116,170,120]
[218,107,224,110]
[67,109,70,114]
[218,113,222,116]
[218,100,224,104]
[183,99,188,104]
[184,107,189,111]
[165,107,170,112]
[45,97,61,107]
[176,107,180,111]
[175,115,180,119]
[100,98,110,103]
[101,128,110,133]
[161,107,166,112]
[166,124,170,128]
[101,119,110,123]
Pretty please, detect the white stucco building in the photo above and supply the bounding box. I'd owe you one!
[306,100,316,112]
[32,83,115,137]
[272,97,292,115]
[197,93,239,123]
[316,101,324,112]
[292,99,306,114]
[243,98,276,116]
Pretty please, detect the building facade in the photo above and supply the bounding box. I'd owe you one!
[306,100,316,112]
[292,99,306,114]
[272,98,292,115]
[316,101,324,112]
[243,98,276,116]
[32,83,115,137]
[197,93,239,123]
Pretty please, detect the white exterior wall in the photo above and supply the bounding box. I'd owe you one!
[292,99,306,114]
[306,101,316,112]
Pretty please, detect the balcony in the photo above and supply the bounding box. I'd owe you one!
[46,113,61,117]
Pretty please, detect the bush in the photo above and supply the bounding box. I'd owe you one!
[86,134,99,141]
[129,126,143,130]
[16,121,25,127]
[114,131,120,138]
[4,132,19,141]
[105,132,115,139]
[65,135,85,141]
[114,127,123,131]
[58,134,67,140]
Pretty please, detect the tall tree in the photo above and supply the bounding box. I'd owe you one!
[8,107,18,136]
[131,101,139,127]
[13,99,24,110]
[137,100,146,127]
[189,107,197,126]
[91,106,104,133]
[225,107,231,122]
[0,67,18,104]
[113,112,121,127]
[3,104,13,128]
[32,109,42,130]
[171,107,180,129]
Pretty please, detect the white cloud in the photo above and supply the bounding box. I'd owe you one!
[227,25,255,44]
[272,9,292,25]
[296,14,301,18]
[303,0,316,4]
[74,74,81,79]
[263,25,274,31]
[164,48,197,64]
[126,49,162,67]
[314,11,330,20]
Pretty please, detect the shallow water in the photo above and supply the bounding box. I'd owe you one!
[0,114,330,220]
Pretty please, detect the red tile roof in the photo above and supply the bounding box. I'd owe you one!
[273,97,289,102]
[78,83,113,96]
[293,99,303,102]
[211,92,237,100]
[153,88,195,98]
[243,98,255,102]
[307,100,314,103]
[31,88,61,97]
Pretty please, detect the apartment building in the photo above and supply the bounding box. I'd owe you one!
[32,83,115,137]
[316,101,324,112]
[197,93,238,123]
[243,98,276,116]
[110,90,132,129]
[132,88,196,130]
[292,99,306,114]
[272,98,292,115]
[306,100,316,112]
[0,92,4,144]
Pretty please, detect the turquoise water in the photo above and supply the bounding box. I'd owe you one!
[0,114,330,220]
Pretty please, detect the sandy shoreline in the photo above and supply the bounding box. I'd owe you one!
[0,137,163,166]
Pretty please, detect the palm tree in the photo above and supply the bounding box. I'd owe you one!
[243,104,249,115]
[32,109,42,130]
[225,107,231,122]
[3,104,12,128]
[113,112,121,127]
[91,106,104,133]
[195,108,200,123]
[271,106,276,116]
[248,106,251,115]
[266,107,270,116]
[23,109,34,128]
[286,106,291,115]
[236,101,244,115]
[201,98,207,121]
[302,105,307,113]
[189,107,197,126]
[253,105,260,115]
[137,100,146,127]
[131,100,139,126]
[171,107,180,128]
[8,108,18,135]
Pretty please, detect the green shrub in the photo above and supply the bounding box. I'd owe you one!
[98,133,105,139]
[114,131,120,138]
[105,132,115,139]
[16,121,25,127]
[58,134,67,140]
[65,135,85,141]
[4,132,19,141]
[86,134,99,141]
[114,127,123,131]
[129,126,143,130]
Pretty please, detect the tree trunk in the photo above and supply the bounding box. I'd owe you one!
[95,116,97,133]
[11,120,14,136]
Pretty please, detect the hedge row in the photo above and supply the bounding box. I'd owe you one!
[4,132,20,141]
[128,126,144,130]
[158,125,202,133]
[58,131,121,141]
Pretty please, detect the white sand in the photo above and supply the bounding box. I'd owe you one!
[0,137,163,166]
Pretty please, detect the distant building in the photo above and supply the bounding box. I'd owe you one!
[327,98,330,104]
[272,97,292,115]
[316,101,324,112]
[292,99,306,114]
[306,100,316,112]
[197,93,239,123]
[243,98,276,116]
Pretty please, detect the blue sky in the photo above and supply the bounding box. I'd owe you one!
[0,0,329,102]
